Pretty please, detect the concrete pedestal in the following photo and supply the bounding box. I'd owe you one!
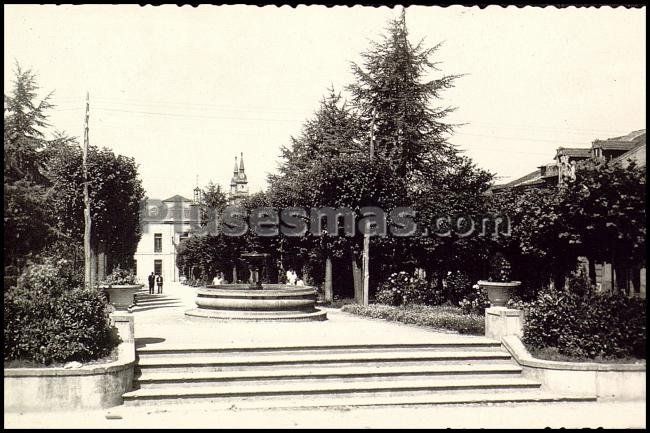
[485,307,524,341]
[110,312,134,343]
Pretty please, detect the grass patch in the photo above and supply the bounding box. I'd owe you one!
[527,345,646,364]
[341,303,484,335]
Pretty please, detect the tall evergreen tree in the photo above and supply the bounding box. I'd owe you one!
[3,64,57,268]
[347,9,461,179]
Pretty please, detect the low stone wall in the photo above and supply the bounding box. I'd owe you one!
[4,312,135,412]
[502,335,646,401]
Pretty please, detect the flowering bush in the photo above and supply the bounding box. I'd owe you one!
[375,272,442,306]
[100,265,138,286]
[15,259,80,295]
[458,283,490,315]
[488,253,512,282]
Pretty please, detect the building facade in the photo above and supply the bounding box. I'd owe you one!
[133,195,200,284]
[491,129,646,192]
[134,153,250,284]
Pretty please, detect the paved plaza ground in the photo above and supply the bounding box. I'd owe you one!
[5,282,646,429]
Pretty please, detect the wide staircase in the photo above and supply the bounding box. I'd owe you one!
[122,341,595,409]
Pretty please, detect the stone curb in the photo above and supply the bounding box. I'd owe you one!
[502,335,646,372]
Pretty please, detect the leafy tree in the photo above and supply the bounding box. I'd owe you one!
[487,186,571,296]
[199,181,228,230]
[486,159,646,296]
[46,142,145,270]
[559,160,646,281]
[5,63,145,275]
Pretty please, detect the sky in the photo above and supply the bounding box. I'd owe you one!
[4,4,646,200]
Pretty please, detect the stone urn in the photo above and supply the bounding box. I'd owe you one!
[99,284,144,311]
[478,280,521,307]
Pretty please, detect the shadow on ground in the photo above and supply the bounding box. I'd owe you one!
[135,337,166,349]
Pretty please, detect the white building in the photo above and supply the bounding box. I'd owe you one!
[134,194,200,284]
[135,154,249,284]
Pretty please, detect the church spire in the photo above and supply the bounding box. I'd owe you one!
[239,152,245,173]
[233,156,238,174]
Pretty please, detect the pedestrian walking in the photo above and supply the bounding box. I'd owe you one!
[148,272,155,294]
[156,274,164,294]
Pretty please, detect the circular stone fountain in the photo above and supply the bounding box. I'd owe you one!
[185,252,327,321]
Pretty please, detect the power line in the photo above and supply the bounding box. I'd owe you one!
[49,97,639,137]
[454,131,590,146]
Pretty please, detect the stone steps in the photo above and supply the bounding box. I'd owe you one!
[123,376,543,405]
[123,391,595,410]
[136,350,513,373]
[135,341,503,357]
[124,342,596,407]
[136,363,524,388]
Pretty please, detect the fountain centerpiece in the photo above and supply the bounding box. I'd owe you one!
[240,251,268,289]
[185,251,327,321]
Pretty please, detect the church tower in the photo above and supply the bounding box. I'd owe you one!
[229,152,249,204]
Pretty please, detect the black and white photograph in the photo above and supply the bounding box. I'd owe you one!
[3,3,646,429]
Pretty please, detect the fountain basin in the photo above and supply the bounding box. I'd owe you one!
[185,284,327,321]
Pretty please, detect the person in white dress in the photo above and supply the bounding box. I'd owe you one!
[286,269,297,285]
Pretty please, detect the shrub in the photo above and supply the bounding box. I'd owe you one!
[15,259,79,295]
[458,284,490,315]
[4,263,120,365]
[444,271,474,304]
[342,303,484,335]
[565,266,593,297]
[521,288,646,359]
[100,265,138,286]
[375,272,443,306]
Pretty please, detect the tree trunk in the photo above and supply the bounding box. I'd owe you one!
[324,256,333,302]
[587,257,596,289]
[352,256,362,304]
[362,234,370,305]
[232,264,237,283]
[89,247,97,288]
[97,241,107,282]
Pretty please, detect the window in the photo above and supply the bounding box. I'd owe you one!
[154,260,162,276]
[154,234,162,252]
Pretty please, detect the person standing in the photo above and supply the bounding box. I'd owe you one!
[148,272,155,294]
[156,273,164,294]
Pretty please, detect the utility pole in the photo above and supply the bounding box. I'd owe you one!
[83,92,93,289]
[369,107,376,159]
[362,108,377,306]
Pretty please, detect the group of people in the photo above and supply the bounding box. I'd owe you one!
[147,272,164,294]
[208,270,305,286]
[285,269,305,286]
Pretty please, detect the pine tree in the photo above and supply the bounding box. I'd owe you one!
[347,9,460,179]
[3,63,56,269]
